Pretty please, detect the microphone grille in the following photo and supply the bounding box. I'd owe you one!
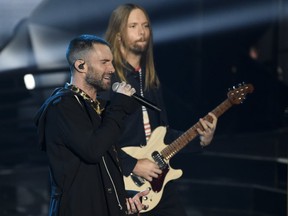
[112,82,120,92]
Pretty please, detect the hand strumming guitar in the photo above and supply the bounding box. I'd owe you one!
[126,189,150,215]
[133,158,162,182]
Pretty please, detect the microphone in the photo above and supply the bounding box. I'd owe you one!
[112,82,161,112]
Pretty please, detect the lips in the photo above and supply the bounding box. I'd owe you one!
[136,40,147,47]
[137,39,146,42]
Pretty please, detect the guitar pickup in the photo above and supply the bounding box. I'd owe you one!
[152,151,167,169]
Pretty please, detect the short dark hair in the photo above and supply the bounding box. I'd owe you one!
[66,34,110,69]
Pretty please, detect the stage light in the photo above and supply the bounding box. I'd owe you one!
[23,73,35,90]
[153,1,286,43]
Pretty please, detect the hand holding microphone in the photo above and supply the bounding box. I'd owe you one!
[112,82,161,112]
[113,81,136,97]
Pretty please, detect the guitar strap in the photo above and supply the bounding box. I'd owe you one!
[138,68,152,143]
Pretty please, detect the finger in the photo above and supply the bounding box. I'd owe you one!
[199,137,208,147]
[150,172,159,179]
[146,176,153,182]
[130,88,136,95]
[116,82,127,94]
[154,168,162,175]
[208,112,217,120]
[132,189,150,213]
[203,122,214,133]
[125,84,131,89]
[126,198,132,214]
[205,121,213,128]
[150,163,161,170]
[201,119,215,134]
[120,81,126,87]
[128,198,137,214]
[132,189,150,202]
[196,127,205,135]
[208,112,218,125]
[138,188,150,197]
[133,199,143,212]
[199,118,208,130]
[206,119,217,132]
[205,122,214,129]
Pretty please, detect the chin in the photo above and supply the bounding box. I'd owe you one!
[103,84,111,91]
[96,84,110,92]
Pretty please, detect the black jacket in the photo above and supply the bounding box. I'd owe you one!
[34,87,139,216]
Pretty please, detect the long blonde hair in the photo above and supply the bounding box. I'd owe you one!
[105,3,159,89]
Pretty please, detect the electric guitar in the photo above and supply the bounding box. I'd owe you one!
[122,83,254,212]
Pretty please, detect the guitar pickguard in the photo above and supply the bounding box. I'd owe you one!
[150,166,169,192]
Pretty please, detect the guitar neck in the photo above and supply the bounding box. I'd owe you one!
[161,99,233,160]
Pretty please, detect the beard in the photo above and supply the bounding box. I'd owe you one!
[126,40,148,55]
[85,71,111,92]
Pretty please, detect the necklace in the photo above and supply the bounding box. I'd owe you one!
[65,83,104,115]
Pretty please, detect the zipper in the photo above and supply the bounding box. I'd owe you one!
[102,156,123,210]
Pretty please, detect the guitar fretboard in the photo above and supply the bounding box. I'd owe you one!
[161,99,232,160]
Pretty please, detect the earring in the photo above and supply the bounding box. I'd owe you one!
[78,63,84,70]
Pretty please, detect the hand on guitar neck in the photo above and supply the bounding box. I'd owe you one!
[132,112,217,182]
[197,112,218,147]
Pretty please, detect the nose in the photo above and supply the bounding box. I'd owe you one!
[109,63,115,74]
[139,26,145,35]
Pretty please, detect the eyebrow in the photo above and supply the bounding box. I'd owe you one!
[99,59,111,63]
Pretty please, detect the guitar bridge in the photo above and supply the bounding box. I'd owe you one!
[130,173,145,187]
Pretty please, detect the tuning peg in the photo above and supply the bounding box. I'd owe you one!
[239,96,246,103]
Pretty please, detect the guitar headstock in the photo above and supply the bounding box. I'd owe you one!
[227,83,254,104]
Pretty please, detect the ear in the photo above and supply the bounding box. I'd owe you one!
[74,59,86,72]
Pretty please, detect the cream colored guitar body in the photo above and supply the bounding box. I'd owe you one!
[122,126,182,213]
